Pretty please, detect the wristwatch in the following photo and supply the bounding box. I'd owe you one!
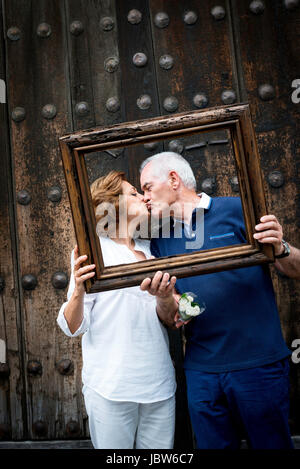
[275,239,290,259]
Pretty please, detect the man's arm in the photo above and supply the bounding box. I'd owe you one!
[140,271,181,329]
[274,245,300,279]
[253,215,300,279]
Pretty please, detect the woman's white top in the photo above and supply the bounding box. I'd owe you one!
[57,236,176,403]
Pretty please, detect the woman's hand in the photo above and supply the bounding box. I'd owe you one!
[73,245,96,294]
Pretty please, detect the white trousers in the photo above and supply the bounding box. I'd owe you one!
[83,386,175,449]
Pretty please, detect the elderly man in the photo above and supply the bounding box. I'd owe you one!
[140,151,299,449]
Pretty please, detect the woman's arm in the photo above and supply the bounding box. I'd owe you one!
[63,245,96,334]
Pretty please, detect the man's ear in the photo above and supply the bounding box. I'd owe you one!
[168,170,180,190]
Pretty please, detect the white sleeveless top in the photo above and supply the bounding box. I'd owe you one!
[57,236,176,403]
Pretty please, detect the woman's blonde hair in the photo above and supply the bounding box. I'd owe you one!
[90,171,126,234]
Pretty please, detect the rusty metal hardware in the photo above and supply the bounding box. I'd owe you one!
[132,52,147,67]
[104,57,119,73]
[33,420,47,437]
[249,1,265,14]
[17,189,31,205]
[75,101,90,116]
[70,20,84,36]
[168,140,184,154]
[154,12,169,28]
[221,89,236,104]
[12,107,26,122]
[137,94,152,110]
[258,83,275,101]
[106,96,120,113]
[51,272,68,289]
[159,54,174,70]
[127,9,142,24]
[27,360,42,376]
[56,359,74,376]
[42,104,57,119]
[37,23,52,37]
[0,363,10,379]
[267,170,284,188]
[230,176,240,192]
[47,186,62,203]
[7,26,21,41]
[100,16,115,31]
[211,6,226,20]
[144,142,159,151]
[66,420,80,437]
[183,11,198,25]
[201,177,216,195]
[21,274,37,290]
[163,96,178,112]
[185,139,229,151]
[284,0,299,10]
[193,93,208,109]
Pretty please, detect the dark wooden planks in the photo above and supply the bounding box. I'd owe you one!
[233,0,300,433]
[65,0,122,129]
[0,2,25,440]
[3,0,85,439]
[149,0,242,197]
[115,0,163,187]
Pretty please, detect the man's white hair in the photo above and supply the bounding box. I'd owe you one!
[140,151,196,190]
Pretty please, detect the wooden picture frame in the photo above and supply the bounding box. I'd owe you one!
[59,103,274,293]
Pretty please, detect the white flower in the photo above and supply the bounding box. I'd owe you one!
[190,305,200,316]
[179,298,188,308]
[178,291,205,321]
[184,304,191,316]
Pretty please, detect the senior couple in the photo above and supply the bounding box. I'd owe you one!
[57,151,299,450]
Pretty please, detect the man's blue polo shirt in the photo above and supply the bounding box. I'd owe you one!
[150,195,290,372]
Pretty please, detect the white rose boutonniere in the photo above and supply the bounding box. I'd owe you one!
[178,292,205,322]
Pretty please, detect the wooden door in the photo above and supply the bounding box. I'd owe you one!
[0,0,299,444]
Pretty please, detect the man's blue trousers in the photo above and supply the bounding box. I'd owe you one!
[185,358,294,449]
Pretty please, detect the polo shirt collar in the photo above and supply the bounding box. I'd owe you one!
[196,192,212,210]
[172,192,212,229]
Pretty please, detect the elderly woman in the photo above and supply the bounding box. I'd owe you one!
[57,171,177,449]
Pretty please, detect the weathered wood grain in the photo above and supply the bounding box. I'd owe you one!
[115,0,163,186]
[3,0,85,440]
[0,4,25,439]
[233,0,300,433]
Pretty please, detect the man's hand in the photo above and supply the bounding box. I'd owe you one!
[253,214,284,256]
[140,271,176,297]
[174,311,191,329]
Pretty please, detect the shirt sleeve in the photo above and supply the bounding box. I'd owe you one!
[56,249,97,337]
